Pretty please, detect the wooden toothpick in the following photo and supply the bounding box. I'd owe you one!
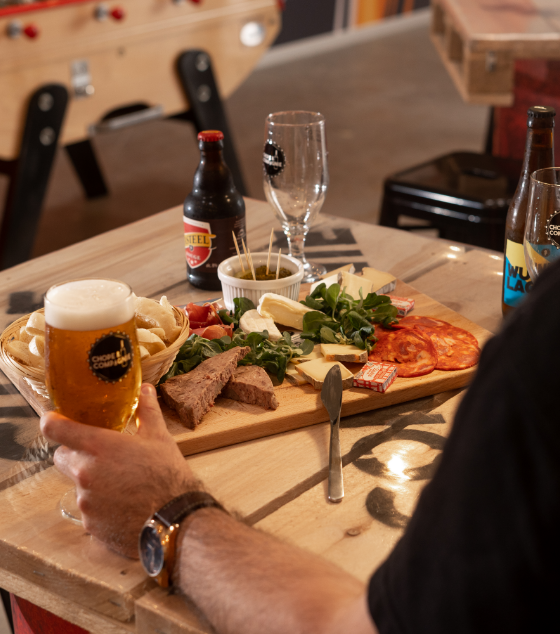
[232,231,245,272]
[242,238,256,281]
[266,228,274,275]
[276,249,282,280]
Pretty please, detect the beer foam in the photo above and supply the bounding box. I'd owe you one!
[45,279,135,331]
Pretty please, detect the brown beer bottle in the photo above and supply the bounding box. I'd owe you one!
[184,130,246,290]
[502,106,555,317]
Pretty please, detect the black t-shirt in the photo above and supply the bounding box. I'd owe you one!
[368,259,560,633]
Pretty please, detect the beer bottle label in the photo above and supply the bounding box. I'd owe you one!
[263,141,285,178]
[184,215,246,271]
[503,239,532,308]
[88,332,134,383]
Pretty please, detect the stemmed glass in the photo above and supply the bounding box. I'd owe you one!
[263,111,329,283]
[524,168,560,282]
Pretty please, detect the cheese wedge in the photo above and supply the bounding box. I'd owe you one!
[258,293,314,330]
[322,263,355,279]
[290,343,323,365]
[338,271,373,301]
[285,365,309,386]
[361,267,397,294]
[239,309,282,341]
[311,264,356,293]
[320,343,368,363]
[295,358,354,390]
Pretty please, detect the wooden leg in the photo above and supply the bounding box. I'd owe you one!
[0,589,13,633]
[0,84,68,270]
[176,50,248,196]
[65,139,108,199]
[378,191,400,228]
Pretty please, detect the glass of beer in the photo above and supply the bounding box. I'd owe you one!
[44,278,142,522]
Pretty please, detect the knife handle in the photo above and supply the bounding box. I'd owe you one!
[328,417,344,503]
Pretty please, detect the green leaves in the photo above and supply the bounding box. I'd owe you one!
[159,329,312,385]
[299,279,398,353]
[233,297,257,324]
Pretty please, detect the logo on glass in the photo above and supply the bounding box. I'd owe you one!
[263,141,286,178]
[546,212,560,248]
[88,332,133,383]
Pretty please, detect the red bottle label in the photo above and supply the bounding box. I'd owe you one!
[184,217,216,269]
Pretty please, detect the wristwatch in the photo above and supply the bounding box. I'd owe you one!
[139,490,226,587]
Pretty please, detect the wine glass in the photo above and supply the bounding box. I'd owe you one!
[263,111,329,283]
[524,168,560,283]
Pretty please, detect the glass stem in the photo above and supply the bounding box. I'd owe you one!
[286,230,308,264]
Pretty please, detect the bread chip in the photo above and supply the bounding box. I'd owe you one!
[136,328,166,355]
[26,312,45,337]
[6,340,30,365]
[135,297,180,344]
[138,345,150,361]
[28,336,45,369]
[149,327,166,341]
[19,326,33,344]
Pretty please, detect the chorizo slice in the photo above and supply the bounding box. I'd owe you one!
[368,329,437,378]
[407,325,480,371]
[399,316,479,349]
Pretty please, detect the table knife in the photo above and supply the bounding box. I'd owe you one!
[321,365,344,503]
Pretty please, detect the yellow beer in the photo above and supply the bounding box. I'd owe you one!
[45,279,141,432]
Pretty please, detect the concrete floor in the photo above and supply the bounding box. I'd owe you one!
[0,10,488,261]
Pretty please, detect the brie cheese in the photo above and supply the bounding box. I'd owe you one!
[239,309,282,341]
[257,293,314,330]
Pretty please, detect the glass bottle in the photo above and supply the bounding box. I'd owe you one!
[184,130,246,291]
[502,106,555,317]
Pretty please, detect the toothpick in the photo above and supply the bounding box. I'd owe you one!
[232,231,244,272]
[276,249,281,280]
[266,228,274,275]
[248,249,256,281]
[241,238,251,272]
[242,238,256,281]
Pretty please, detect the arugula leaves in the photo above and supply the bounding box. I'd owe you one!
[299,282,398,352]
[159,330,313,385]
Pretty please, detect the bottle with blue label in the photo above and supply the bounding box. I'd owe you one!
[502,106,555,317]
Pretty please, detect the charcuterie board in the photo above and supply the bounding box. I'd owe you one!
[0,281,492,457]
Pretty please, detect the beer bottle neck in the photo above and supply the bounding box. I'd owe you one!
[192,145,236,195]
[521,125,555,179]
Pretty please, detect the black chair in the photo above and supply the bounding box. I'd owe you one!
[379,150,522,252]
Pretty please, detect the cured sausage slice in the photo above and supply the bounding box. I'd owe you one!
[368,329,437,378]
[398,315,479,349]
[414,326,479,371]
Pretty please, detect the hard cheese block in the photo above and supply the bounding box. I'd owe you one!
[361,267,397,294]
[320,343,368,363]
[296,357,354,390]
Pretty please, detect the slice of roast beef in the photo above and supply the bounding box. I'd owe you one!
[160,346,250,429]
[221,365,279,410]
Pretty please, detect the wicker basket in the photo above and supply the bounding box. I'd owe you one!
[0,305,190,396]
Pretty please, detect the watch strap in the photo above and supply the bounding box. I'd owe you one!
[154,490,226,528]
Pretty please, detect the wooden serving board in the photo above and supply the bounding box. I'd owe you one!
[0,281,492,457]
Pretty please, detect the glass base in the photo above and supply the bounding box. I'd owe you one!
[301,260,327,284]
[60,488,83,525]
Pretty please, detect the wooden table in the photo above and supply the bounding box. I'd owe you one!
[431,0,560,106]
[0,199,504,633]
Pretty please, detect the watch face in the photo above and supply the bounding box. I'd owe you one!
[140,524,164,577]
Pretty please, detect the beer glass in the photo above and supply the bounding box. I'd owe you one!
[524,168,560,282]
[263,111,328,283]
[44,278,142,522]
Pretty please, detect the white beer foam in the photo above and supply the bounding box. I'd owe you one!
[45,279,135,331]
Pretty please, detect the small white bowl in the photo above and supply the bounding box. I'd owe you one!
[218,252,304,311]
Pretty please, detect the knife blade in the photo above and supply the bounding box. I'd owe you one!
[321,365,344,503]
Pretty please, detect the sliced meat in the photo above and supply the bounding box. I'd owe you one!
[222,366,279,410]
[412,326,480,371]
[399,315,479,349]
[160,346,250,429]
[192,324,234,340]
[368,329,437,378]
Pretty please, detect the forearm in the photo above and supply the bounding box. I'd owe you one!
[175,508,376,634]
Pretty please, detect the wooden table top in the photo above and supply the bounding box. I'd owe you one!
[431,0,560,106]
[0,198,504,633]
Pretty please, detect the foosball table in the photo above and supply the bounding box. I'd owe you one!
[0,0,281,269]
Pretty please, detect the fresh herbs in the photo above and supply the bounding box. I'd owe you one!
[159,330,313,385]
[299,283,398,353]
[218,297,256,329]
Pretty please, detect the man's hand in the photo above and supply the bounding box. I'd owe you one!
[40,383,196,558]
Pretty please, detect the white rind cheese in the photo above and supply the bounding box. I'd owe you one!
[239,309,282,341]
[361,267,397,294]
[338,271,373,301]
[295,358,354,390]
[320,343,368,363]
[290,343,323,365]
[257,293,314,330]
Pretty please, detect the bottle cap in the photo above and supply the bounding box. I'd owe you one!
[527,106,556,128]
[198,130,224,142]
